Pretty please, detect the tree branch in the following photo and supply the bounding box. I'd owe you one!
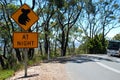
[31,0,35,10]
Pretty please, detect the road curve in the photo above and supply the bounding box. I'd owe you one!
[65,55,120,80]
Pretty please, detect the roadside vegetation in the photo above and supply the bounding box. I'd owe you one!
[0,69,14,80]
[0,0,120,79]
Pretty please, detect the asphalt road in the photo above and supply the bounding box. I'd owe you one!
[65,54,120,80]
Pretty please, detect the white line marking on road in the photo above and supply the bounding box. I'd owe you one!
[95,60,120,74]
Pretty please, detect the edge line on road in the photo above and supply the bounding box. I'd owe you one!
[94,60,120,74]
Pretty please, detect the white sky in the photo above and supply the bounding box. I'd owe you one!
[106,27,120,38]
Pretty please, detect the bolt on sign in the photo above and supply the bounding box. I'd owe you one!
[13,32,38,48]
[11,4,39,31]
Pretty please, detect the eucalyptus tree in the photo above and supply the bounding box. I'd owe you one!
[0,0,19,68]
[0,22,6,69]
[2,1,23,61]
[54,0,82,56]
[98,0,120,46]
[36,0,55,56]
[77,0,120,54]
[78,0,120,38]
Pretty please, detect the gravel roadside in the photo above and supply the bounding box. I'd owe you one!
[7,62,69,80]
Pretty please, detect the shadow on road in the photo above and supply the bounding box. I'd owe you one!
[43,55,120,64]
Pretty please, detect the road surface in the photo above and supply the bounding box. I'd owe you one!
[65,54,120,80]
[7,54,120,80]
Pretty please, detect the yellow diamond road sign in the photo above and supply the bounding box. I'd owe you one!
[11,4,39,31]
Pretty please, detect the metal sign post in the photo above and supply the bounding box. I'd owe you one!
[24,48,28,77]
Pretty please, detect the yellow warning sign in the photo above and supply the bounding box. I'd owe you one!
[11,4,39,31]
[13,32,38,48]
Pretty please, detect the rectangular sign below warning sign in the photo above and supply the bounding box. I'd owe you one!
[13,32,38,48]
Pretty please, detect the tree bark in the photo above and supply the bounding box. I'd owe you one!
[14,49,22,62]
[44,30,49,54]
[0,56,5,69]
[31,0,35,10]
[54,39,57,55]
[28,48,34,60]
[61,29,65,56]
[62,27,70,56]
[39,42,43,55]
[3,39,7,59]
[72,41,75,54]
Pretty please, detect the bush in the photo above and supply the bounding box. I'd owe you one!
[87,35,107,54]
[79,34,107,54]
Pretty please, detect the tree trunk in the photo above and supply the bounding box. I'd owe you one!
[28,48,34,60]
[14,49,22,62]
[3,39,7,59]
[68,45,71,55]
[62,48,66,56]
[63,28,70,56]
[72,41,75,54]
[0,56,5,69]
[39,42,43,55]
[44,22,49,54]
[44,33,49,54]
[61,30,65,56]
[54,40,57,55]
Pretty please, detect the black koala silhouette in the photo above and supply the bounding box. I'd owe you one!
[18,8,30,25]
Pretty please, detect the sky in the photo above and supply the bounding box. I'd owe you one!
[23,0,120,39]
[106,27,120,38]
[107,0,120,38]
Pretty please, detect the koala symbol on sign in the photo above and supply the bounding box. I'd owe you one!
[18,8,30,26]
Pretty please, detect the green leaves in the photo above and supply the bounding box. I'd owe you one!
[113,4,119,9]
[86,34,107,54]
[85,0,95,14]
[77,5,82,10]
[109,16,116,19]
[54,0,64,8]
[84,0,90,3]
[50,22,57,27]
[113,33,120,40]
[6,4,19,15]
